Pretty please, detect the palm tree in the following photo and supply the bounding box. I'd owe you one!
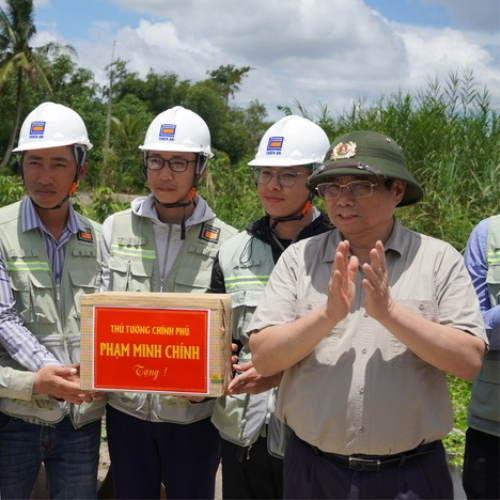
[0,0,75,168]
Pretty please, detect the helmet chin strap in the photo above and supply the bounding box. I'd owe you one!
[155,187,197,240]
[270,196,313,231]
[31,181,78,211]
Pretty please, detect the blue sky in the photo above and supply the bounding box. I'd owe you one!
[3,0,499,120]
[364,0,447,27]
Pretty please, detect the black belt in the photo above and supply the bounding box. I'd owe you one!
[316,441,437,472]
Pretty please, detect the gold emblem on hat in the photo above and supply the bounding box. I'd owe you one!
[330,141,356,160]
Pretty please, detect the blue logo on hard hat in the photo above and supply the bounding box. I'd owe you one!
[159,124,176,141]
[29,121,46,139]
[266,136,284,156]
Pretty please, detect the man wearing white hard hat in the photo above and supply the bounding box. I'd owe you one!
[210,115,333,499]
[0,102,104,498]
[100,106,237,499]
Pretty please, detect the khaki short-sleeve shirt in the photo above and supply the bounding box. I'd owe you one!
[249,220,487,455]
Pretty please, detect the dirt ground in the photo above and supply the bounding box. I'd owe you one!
[74,191,138,207]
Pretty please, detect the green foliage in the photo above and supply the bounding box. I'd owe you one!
[86,186,130,223]
[198,151,262,231]
[206,64,253,104]
[444,375,472,469]
[105,94,153,192]
[0,173,24,206]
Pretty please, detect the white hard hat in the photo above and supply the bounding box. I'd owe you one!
[248,115,329,168]
[13,102,93,152]
[139,106,213,158]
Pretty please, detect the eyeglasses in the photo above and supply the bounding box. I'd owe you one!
[253,169,308,188]
[145,156,197,172]
[316,181,379,200]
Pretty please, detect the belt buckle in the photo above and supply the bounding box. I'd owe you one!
[348,457,381,472]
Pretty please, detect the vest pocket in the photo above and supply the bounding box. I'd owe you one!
[11,273,58,325]
[111,391,148,411]
[486,263,500,304]
[69,268,100,318]
[468,358,500,421]
[108,256,154,292]
[213,393,252,443]
[172,266,212,293]
[9,274,33,323]
[231,290,261,344]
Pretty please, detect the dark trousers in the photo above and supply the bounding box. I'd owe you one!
[463,427,500,500]
[106,404,221,500]
[283,432,453,499]
[221,435,284,499]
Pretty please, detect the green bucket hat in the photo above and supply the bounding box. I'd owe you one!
[306,130,423,206]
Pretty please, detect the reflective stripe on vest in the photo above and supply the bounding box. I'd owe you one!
[224,274,270,289]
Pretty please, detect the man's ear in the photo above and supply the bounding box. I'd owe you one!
[393,180,406,205]
[78,163,89,181]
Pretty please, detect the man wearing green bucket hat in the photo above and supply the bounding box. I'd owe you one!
[249,130,488,499]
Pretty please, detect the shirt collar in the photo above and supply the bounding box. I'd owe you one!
[132,192,216,227]
[322,217,403,263]
[21,197,85,235]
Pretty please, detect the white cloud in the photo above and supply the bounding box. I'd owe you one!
[19,0,500,120]
[98,0,413,117]
[395,25,499,96]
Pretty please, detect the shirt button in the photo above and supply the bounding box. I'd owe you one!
[359,426,365,433]
[362,348,367,354]
[307,303,313,310]
[359,387,365,394]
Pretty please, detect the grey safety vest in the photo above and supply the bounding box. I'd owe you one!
[106,209,237,423]
[211,231,289,457]
[467,214,500,436]
[0,201,105,427]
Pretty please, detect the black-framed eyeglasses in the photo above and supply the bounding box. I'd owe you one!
[316,181,379,200]
[145,156,197,172]
[253,168,308,188]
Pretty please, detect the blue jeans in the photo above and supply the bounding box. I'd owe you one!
[0,412,101,499]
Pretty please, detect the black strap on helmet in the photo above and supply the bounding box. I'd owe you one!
[269,193,314,231]
[154,187,197,240]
